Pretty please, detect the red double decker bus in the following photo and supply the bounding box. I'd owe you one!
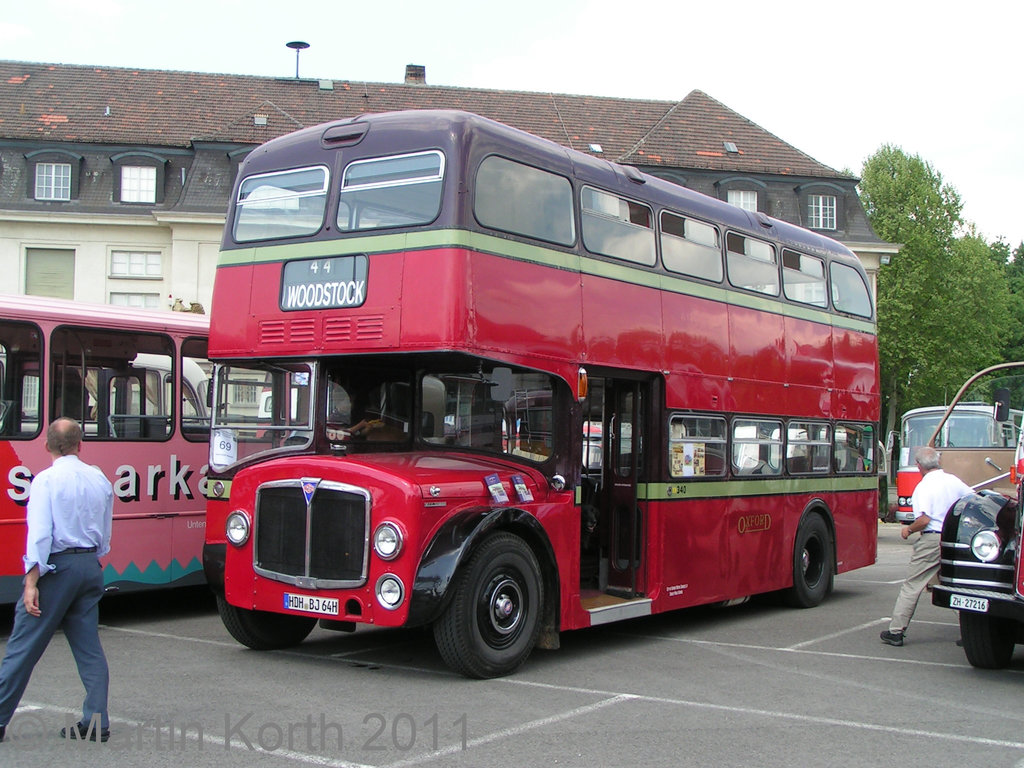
[203,110,879,677]
[1,296,211,602]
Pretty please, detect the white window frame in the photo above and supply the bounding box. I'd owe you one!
[35,163,72,201]
[807,194,837,230]
[121,165,157,203]
[110,250,162,279]
[727,189,758,212]
[109,292,161,309]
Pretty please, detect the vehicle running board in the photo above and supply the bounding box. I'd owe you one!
[583,595,653,626]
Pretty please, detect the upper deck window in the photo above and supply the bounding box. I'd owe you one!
[234,166,329,243]
[337,151,444,232]
[830,262,873,318]
[726,232,778,296]
[582,187,656,266]
[660,212,722,282]
[782,249,827,307]
[474,156,575,246]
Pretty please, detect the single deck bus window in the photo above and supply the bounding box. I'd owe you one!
[50,327,175,440]
[732,418,783,475]
[830,262,873,318]
[668,415,727,477]
[234,166,329,242]
[0,320,42,439]
[474,156,575,246]
[660,212,722,282]
[782,249,827,307]
[337,151,444,232]
[582,187,656,266]
[181,337,211,442]
[786,421,831,474]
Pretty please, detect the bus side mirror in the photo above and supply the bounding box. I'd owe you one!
[994,387,1011,423]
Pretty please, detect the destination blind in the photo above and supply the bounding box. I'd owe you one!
[280,255,369,311]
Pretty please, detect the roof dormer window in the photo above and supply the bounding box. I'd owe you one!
[111,151,166,205]
[26,149,82,202]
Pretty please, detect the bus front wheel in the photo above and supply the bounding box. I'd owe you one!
[433,532,543,678]
[216,595,316,650]
[959,611,1016,669]
[786,514,833,608]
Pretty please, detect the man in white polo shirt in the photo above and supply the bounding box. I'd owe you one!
[880,445,972,646]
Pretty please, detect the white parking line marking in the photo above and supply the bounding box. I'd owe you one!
[386,695,634,768]
[785,618,888,649]
[80,618,1024,766]
[99,624,239,648]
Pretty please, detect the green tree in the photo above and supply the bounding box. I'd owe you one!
[1002,241,1024,362]
[861,146,1012,432]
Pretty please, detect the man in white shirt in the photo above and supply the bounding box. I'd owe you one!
[880,445,972,646]
[0,418,114,744]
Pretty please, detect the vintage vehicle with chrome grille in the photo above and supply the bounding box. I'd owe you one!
[932,485,1024,667]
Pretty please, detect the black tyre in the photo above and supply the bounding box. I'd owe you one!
[433,533,543,678]
[959,611,1016,669]
[216,595,316,650]
[786,514,833,608]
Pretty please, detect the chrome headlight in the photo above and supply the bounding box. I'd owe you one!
[970,529,1001,563]
[225,511,251,546]
[375,575,405,610]
[373,522,403,561]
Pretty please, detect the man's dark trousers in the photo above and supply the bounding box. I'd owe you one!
[0,552,109,730]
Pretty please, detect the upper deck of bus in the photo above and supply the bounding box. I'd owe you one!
[219,109,869,276]
[212,110,877,421]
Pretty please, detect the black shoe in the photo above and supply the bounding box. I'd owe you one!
[880,630,904,646]
[59,722,110,742]
[0,724,5,742]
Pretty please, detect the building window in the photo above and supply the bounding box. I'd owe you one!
[120,166,157,203]
[26,248,75,299]
[807,194,836,230]
[727,189,758,212]
[35,163,72,201]
[111,250,162,279]
[109,293,161,309]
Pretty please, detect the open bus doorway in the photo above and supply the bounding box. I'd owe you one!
[580,376,650,604]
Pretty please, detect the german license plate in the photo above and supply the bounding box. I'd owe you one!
[950,594,989,613]
[283,592,339,616]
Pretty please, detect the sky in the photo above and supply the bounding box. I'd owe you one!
[3,0,1023,247]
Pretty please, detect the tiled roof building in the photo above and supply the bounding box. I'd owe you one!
[0,60,894,309]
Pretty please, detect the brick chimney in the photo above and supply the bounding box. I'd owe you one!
[404,64,426,85]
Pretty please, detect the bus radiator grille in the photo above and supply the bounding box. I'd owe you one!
[254,484,368,587]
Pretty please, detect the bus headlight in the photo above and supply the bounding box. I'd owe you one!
[971,530,1001,563]
[373,522,403,560]
[225,511,251,546]
[375,575,405,610]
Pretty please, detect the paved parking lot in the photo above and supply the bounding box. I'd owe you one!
[1,521,1022,767]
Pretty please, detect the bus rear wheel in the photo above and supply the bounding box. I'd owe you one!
[959,611,1016,669]
[786,514,833,608]
[433,532,543,679]
[216,595,316,650]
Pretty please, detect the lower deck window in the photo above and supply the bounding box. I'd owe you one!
[668,415,727,477]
